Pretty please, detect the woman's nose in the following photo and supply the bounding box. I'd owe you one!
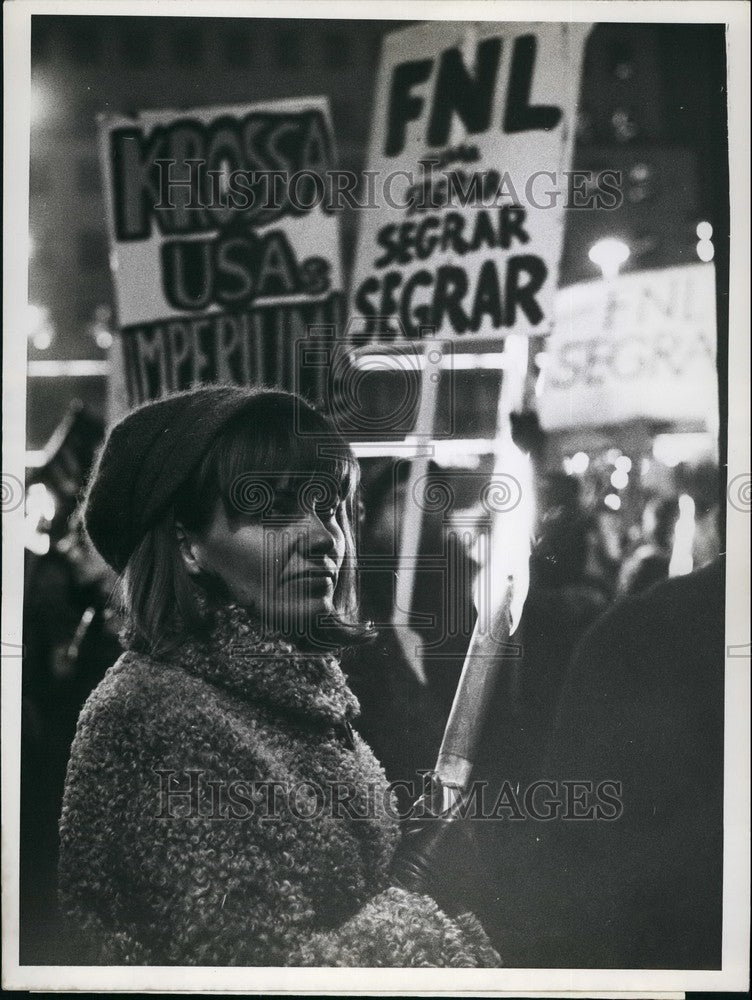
[302,510,337,555]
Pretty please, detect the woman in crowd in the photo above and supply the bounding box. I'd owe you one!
[58,385,499,967]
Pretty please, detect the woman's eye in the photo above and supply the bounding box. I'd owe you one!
[266,488,339,520]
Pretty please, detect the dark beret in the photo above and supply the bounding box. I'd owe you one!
[84,385,256,572]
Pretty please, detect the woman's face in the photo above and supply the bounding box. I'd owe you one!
[181,478,347,636]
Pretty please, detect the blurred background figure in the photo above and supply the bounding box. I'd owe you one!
[472,473,610,794]
[582,502,625,602]
[22,513,121,963]
[618,494,680,596]
[522,475,611,731]
[679,460,722,570]
[344,459,478,805]
[20,406,122,964]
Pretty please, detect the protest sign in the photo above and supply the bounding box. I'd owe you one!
[350,21,590,344]
[99,98,343,405]
[539,263,719,430]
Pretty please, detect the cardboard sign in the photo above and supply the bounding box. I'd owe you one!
[99,98,343,405]
[539,263,719,430]
[350,22,590,345]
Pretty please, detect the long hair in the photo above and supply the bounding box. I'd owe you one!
[118,390,374,656]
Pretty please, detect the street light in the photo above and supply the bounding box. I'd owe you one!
[696,222,714,262]
[588,238,630,280]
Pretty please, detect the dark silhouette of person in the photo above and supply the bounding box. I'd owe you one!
[618,495,680,597]
[475,556,725,967]
[20,516,121,963]
[345,460,476,803]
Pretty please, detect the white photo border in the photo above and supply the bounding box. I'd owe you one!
[3,0,750,993]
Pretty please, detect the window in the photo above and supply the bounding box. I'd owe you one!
[607,41,636,81]
[611,108,640,143]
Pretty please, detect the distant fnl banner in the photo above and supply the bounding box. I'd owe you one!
[540,263,718,430]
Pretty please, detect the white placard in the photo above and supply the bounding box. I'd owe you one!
[350,21,590,344]
[99,97,343,403]
[540,263,719,430]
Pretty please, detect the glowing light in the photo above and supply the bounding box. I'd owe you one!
[696,221,713,240]
[669,494,696,577]
[615,455,632,474]
[95,329,113,349]
[27,303,55,349]
[32,330,52,350]
[25,531,51,556]
[27,303,46,332]
[697,239,714,262]
[589,238,630,280]
[610,469,629,490]
[653,433,715,468]
[88,304,114,350]
[24,483,56,554]
[606,448,622,465]
[569,451,590,475]
[26,482,56,522]
[604,493,622,511]
[611,109,638,142]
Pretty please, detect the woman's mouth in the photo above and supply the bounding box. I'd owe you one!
[282,569,337,592]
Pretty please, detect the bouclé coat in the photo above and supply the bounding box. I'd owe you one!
[58,606,500,966]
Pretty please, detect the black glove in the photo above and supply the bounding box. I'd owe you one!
[389,773,483,918]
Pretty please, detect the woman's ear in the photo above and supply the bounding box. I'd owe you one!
[175,522,204,576]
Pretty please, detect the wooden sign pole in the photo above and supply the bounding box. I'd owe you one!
[391,339,446,685]
[435,336,533,799]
